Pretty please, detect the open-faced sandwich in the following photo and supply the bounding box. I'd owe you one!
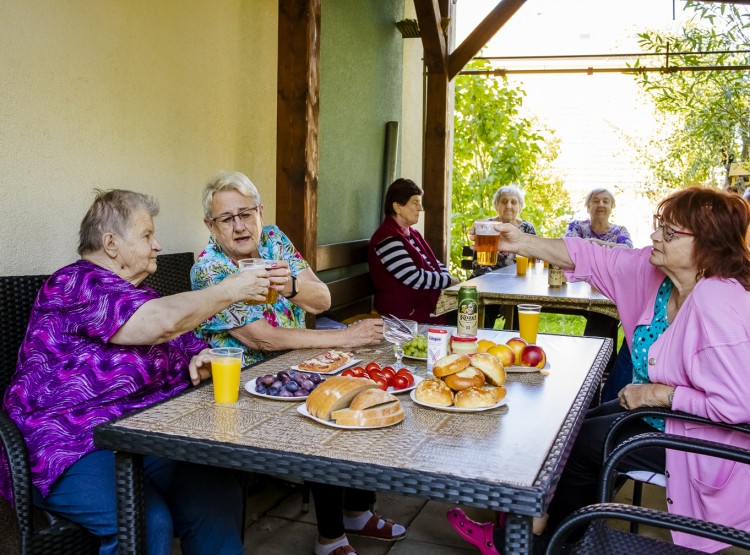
[297,350,354,373]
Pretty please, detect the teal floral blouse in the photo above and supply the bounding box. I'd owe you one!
[191,225,309,367]
[631,277,673,431]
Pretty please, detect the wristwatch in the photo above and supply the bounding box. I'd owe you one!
[287,275,299,299]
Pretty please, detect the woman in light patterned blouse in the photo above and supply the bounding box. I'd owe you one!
[565,188,633,248]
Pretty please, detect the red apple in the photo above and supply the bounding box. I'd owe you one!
[506,337,528,362]
[519,345,547,368]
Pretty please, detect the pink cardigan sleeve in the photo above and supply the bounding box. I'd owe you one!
[562,238,665,345]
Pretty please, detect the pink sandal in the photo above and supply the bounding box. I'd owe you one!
[447,508,503,555]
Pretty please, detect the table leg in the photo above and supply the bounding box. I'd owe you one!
[115,451,145,555]
[505,513,534,554]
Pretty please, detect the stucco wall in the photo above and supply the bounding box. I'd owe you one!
[318,0,407,245]
[0,0,278,275]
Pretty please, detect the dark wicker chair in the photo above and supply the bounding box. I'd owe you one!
[546,409,750,554]
[142,251,195,297]
[0,275,98,554]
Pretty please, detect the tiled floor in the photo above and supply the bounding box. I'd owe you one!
[172,474,747,554]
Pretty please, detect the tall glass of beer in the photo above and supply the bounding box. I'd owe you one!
[474,220,501,266]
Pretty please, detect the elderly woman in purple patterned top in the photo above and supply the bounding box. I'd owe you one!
[565,188,633,248]
[0,189,268,555]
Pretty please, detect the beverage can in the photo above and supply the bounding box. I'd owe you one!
[548,264,563,287]
[427,328,450,370]
[457,285,479,337]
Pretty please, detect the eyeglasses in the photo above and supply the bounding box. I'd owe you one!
[653,215,694,242]
[209,206,260,228]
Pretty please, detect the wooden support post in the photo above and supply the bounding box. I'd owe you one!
[276,0,321,269]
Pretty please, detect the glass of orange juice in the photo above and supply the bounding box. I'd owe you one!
[210,347,243,403]
[516,255,529,276]
[517,304,542,344]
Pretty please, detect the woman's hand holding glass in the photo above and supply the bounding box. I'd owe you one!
[225,266,270,304]
[469,222,522,254]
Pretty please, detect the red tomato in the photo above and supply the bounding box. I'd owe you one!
[396,372,414,387]
[381,365,395,375]
[396,367,412,376]
[372,375,389,391]
[366,369,384,381]
[341,369,356,377]
[365,362,381,374]
[391,375,409,390]
[351,366,366,377]
[380,367,396,384]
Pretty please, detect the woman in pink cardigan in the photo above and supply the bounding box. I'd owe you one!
[450,187,750,554]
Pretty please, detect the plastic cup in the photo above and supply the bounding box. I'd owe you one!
[516,255,529,276]
[517,304,541,344]
[210,347,243,403]
[474,220,501,266]
[238,258,280,304]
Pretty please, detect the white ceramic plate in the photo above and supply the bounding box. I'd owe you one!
[504,362,551,373]
[409,390,508,412]
[244,379,314,401]
[290,358,362,375]
[402,354,427,362]
[296,404,404,429]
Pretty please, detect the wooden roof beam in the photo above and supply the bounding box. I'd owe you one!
[414,0,447,73]
[448,0,527,80]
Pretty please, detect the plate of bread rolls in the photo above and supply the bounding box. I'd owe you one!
[410,353,507,411]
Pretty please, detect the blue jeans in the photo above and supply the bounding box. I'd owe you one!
[600,341,633,404]
[33,450,244,555]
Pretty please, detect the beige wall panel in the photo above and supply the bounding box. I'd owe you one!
[400,0,425,235]
[0,0,277,275]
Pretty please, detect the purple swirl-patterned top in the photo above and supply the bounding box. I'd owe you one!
[0,260,208,503]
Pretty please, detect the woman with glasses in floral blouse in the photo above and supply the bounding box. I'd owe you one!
[191,171,406,555]
[451,187,750,554]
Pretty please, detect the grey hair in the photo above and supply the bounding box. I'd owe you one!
[492,184,525,211]
[585,188,616,208]
[78,189,159,255]
[202,171,262,219]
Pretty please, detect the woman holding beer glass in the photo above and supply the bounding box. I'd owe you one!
[192,171,384,368]
[369,178,459,324]
[192,171,407,555]
[450,187,750,553]
[470,184,536,278]
[565,187,633,248]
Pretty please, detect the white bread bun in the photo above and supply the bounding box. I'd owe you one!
[432,353,471,378]
[334,402,405,427]
[470,353,507,386]
[348,388,398,411]
[414,378,454,407]
[453,385,505,409]
[443,366,486,391]
[305,376,378,420]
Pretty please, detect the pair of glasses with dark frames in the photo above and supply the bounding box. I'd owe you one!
[209,206,260,228]
[652,215,694,242]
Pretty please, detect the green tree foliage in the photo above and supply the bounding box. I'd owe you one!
[451,59,571,276]
[630,1,750,197]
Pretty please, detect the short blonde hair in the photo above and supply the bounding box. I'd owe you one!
[492,184,525,211]
[202,171,262,219]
